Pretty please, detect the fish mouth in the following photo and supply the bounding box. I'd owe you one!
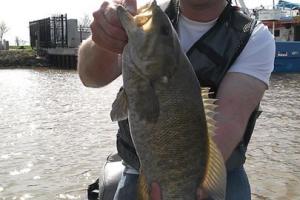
[117,1,158,32]
[134,1,157,27]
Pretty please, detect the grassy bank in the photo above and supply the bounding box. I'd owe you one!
[0,48,48,68]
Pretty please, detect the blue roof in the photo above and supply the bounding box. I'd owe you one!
[277,0,300,9]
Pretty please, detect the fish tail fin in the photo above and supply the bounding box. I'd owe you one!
[137,172,151,200]
[201,87,227,200]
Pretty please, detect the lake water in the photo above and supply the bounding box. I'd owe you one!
[0,69,299,200]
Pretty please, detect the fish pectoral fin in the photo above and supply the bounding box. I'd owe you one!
[137,172,150,200]
[201,137,227,200]
[110,88,128,121]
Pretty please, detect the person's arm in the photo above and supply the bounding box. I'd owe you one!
[213,72,267,161]
[77,0,137,87]
[213,22,275,161]
[194,73,267,200]
[77,38,121,87]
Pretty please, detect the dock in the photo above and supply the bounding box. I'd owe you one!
[29,14,90,69]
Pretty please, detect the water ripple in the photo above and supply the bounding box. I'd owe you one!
[0,69,299,199]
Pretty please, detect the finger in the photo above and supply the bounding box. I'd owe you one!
[100,8,127,42]
[93,1,109,19]
[122,0,137,15]
[93,1,121,28]
[112,0,137,15]
[90,21,126,54]
[197,188,209,200]
[150,182,161,200]
[91,1,127,52]
[93,1,126,38]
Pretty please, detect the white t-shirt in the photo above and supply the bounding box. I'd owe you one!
[178,15,275,86]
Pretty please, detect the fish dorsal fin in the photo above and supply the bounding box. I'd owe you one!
[110,88,128,122]
[201,88,217,136]
[201,88,227,200]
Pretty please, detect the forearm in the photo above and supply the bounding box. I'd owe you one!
[213,72,266,162]
[213,114,247,161]
[77,37,121,87]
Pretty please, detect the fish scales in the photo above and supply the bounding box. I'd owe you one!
[111,1,227,199]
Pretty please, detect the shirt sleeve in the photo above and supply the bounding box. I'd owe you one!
[228,23,276,87]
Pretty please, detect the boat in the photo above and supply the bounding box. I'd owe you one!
[254,0,300,73]
[87,153,124,200]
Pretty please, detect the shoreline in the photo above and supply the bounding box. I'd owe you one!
[0,49,49,68]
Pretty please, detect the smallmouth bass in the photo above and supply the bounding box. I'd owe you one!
[111,1,227,199]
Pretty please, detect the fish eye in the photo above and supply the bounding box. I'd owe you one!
[160,25,170,36]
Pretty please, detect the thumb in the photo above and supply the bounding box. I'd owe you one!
[197,188,209,200]
[122,0,137,15]
[151,182,161,200]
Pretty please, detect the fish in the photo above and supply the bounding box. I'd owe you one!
[110,1,227,199]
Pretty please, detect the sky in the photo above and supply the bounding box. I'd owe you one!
[0,0,299,45]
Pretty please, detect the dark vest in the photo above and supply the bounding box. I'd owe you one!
[117,1,261,171]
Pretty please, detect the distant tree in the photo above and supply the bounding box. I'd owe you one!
[15,36,20,46]
[15,36,26,47]
[0,21,9,41]
[79,14,91,28]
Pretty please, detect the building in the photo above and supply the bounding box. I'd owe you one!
[29,14,90,68]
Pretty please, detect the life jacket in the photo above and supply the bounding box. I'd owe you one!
[117,1,260,171]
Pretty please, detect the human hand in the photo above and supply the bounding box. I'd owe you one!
[197,188,209,200]
[150,182,161,200]
[90,0,137,54]
[151,183,209,200]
